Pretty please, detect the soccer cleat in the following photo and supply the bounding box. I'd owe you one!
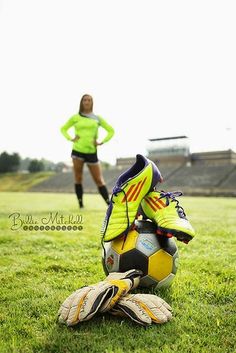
[141,190,195,243]
[101,154,163,242]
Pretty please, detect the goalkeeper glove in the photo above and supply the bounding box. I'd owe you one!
[110,293,172,326]
[58,269,142,326]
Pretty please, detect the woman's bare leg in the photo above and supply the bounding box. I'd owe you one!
[72,158,85,207]
[87,163,110,204]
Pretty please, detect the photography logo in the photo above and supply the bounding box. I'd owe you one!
[8,212,83,232]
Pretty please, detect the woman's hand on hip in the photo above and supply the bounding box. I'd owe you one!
[72,135,80,142]
[94,140,103,146]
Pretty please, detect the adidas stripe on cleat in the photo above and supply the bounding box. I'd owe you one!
[141,190,195,243]
[101,154,163,242]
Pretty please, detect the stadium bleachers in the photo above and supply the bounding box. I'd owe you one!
[157,164,184,181]
[30,171,74,192]
[30,167,128,193]
[163,164,236,188]
[219,166,236,189]
[29,163,236,196]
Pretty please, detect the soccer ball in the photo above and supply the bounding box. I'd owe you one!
[102,219,179,289]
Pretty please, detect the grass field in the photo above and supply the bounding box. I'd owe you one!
[0,192,235,353]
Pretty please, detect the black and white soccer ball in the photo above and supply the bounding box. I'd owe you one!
[102,219,179,288]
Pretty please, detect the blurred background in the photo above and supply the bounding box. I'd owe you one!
[0,0,235,196]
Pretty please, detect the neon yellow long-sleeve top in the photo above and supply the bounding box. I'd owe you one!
[60,113,115,154]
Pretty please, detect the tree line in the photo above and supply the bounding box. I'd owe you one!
[0,152,67,173]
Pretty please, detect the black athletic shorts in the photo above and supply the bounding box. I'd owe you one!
[71,150,99,164]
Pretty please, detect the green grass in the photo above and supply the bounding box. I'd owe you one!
[0,192,235,353]
[0,172,54,192]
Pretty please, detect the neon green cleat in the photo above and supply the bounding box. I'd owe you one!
[141,190,195,243]
[101,154,163,242]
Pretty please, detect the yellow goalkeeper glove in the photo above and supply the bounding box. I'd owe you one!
[58,269,142,326]
[110,293,172,326]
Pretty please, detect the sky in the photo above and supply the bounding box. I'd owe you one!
[0,0,235,165]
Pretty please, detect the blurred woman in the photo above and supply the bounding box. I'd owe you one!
[61,94,114,208]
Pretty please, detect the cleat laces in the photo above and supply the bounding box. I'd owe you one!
[159,191,187,219]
